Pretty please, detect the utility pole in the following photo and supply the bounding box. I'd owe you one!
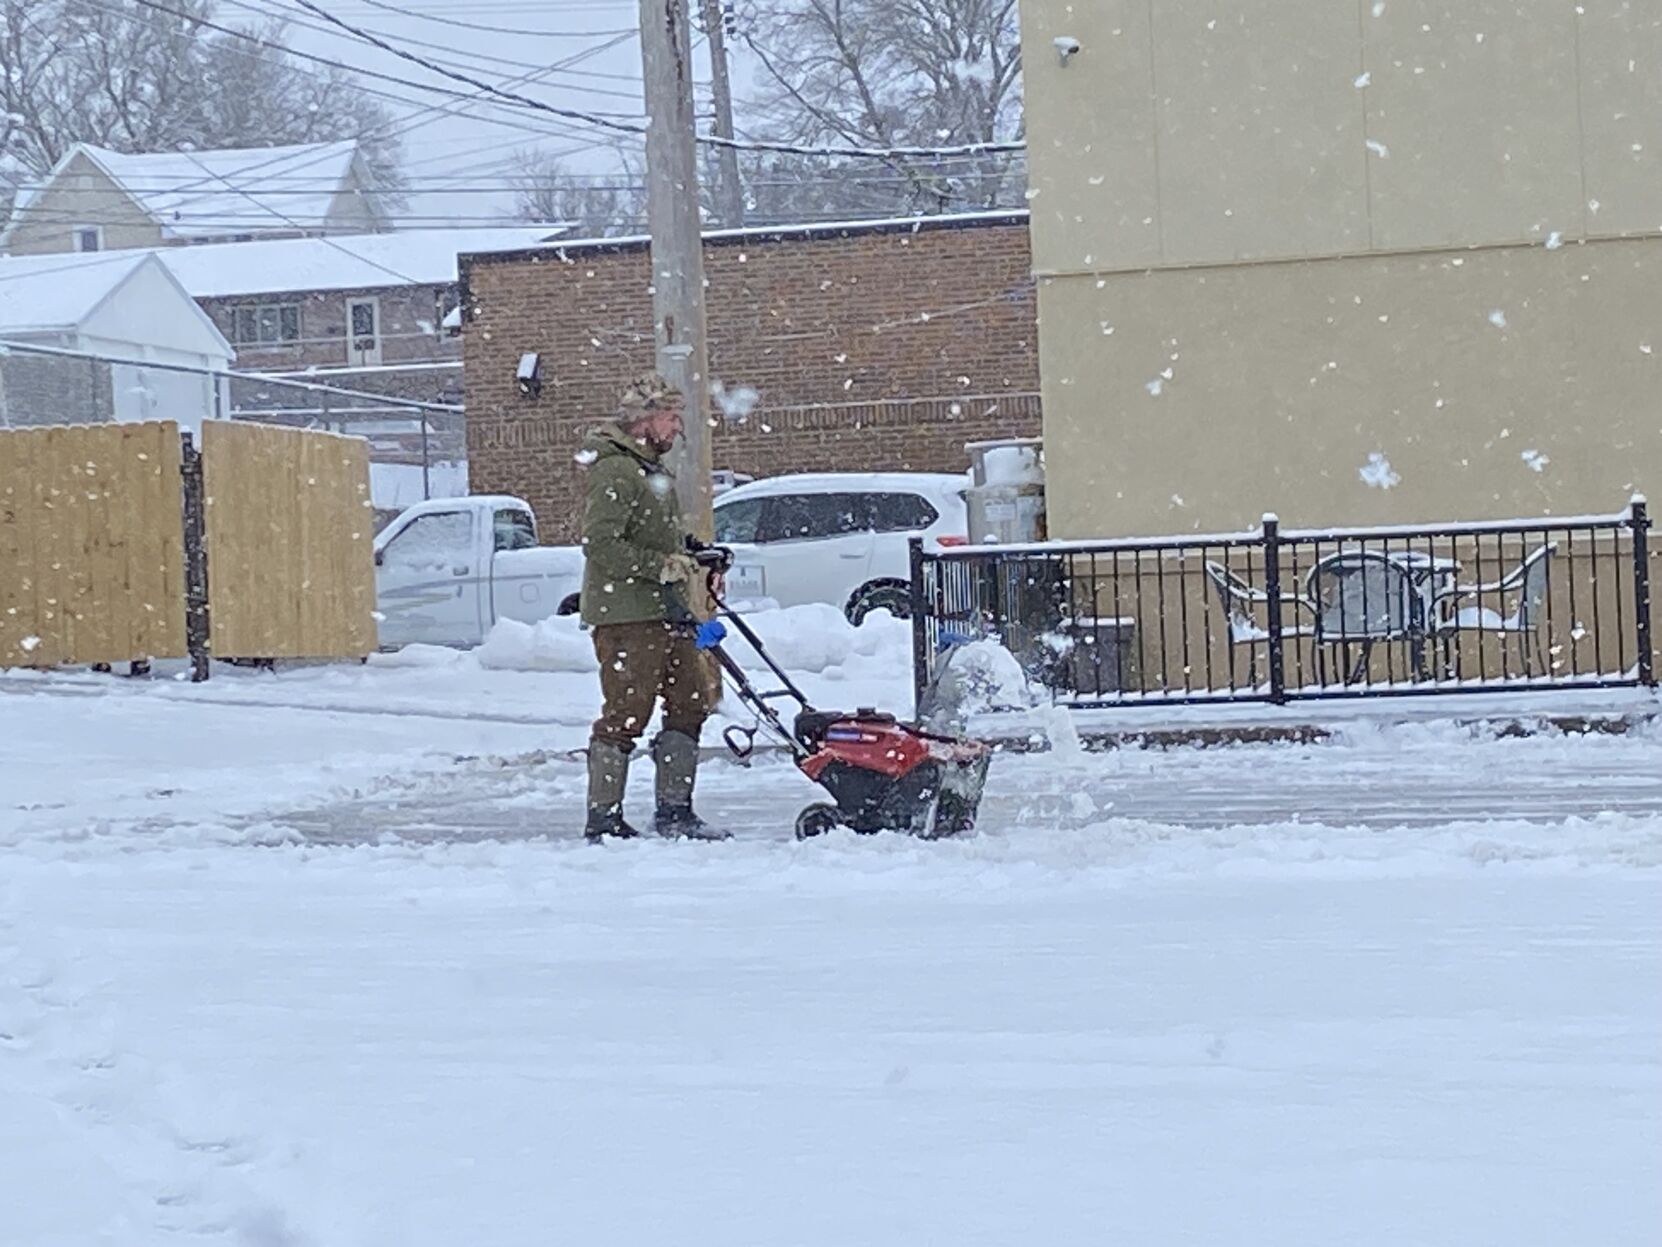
[639,0,714,537]
[701,0,745,228]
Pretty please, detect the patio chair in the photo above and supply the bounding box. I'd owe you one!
[1305,550,1424,685]
[1204,561,1311,688]
[1436,543,1557,676]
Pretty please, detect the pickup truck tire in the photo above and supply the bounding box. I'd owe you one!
[557,592,582,617]
[846,580,911,626]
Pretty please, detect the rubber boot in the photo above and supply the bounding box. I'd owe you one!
[652,730,729,841]
[584,738,640,843]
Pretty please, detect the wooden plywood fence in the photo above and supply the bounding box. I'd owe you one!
[200,421,376,660]
[0,422,187,668]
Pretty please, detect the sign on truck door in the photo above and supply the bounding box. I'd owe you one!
[374,508,485,647]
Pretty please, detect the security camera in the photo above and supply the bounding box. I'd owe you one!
[516,352,542,399]
[1053,35,1081,66]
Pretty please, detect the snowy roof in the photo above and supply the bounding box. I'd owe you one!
[157,227,570,298]
[74,141,363,241]
[0,250,154,333]
[0,249,233,358]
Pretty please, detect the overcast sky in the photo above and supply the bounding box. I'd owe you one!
[279,0,739,226]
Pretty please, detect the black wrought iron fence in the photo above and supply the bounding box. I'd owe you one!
[910,499,1655,712]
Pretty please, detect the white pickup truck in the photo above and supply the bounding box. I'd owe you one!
[373,495,583,649]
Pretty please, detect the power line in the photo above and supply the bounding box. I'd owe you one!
[53,9,638,223]
[224,0,653,97]
[173,149,428,288]
[320,0,636,36]
[0,336,462,413]
[16,159,1023,193]
[286,0,1027,160]
[114,0,635,129]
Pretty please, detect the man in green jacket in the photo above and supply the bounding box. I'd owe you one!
[580,373,731,843]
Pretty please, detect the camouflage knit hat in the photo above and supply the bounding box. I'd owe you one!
[617,372,683,417]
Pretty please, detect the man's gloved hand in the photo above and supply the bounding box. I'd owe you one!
[660,552,702,586]
[695,619,727,651]
[685,535,735,574]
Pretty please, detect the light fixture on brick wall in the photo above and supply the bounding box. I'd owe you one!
[517,352,542,399]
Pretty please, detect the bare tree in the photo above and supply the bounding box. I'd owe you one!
[736,0,1024,217]
[0,0,406,220]
[507,147,648,237]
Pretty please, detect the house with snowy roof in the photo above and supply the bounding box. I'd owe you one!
[0,250,232,433]
[151,226,568,474]
[0,140,386,257]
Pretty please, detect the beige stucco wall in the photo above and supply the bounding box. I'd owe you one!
[1019,0,1662,537]
[4,152,164,256]
[1019,0,1662,275]
[1040,237,1662,537]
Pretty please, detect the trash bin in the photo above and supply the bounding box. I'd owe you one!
[1064,615,1137,696]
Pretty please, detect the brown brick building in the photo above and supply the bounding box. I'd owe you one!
[460,211,1040,540]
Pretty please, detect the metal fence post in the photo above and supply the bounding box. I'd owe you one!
[909,536,929,719]
[181,431,211,683]
[1632,495,1653,687]
[1262,512,1287,703]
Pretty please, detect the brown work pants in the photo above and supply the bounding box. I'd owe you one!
[591,621,712,750]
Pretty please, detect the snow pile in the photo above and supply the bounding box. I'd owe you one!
[468,603,913,683]
[979,444,1042,486]
[921,638,1034,730]
[476,614,596,674]
[735,602,907,676]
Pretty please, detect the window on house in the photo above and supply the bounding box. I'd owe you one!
[436,288,461,335]
[74,227,102,253]
[231,304,301,347]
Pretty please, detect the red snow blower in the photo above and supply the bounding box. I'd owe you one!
[696,595,992,841]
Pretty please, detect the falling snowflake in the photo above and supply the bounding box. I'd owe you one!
[711,382,760,423]
[573,449,598,466]
[19,635,41,652]
[1545,231,1564,250]
[1146,378,1165,397]
[1360,452,1401,490]
[1366,139,1390,158]
[1488,309,1508,328]
[1354,71,1372,88]
[1521,449,1549,472]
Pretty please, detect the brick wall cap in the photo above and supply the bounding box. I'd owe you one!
[460,209,1031,273]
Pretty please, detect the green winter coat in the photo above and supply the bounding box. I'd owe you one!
[578,425,688,627]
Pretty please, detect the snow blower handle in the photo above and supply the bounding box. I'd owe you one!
[703,580,814,710]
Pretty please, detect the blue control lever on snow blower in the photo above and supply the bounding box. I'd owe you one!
[696,619,728,650]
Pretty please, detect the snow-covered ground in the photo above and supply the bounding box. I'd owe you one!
[4,625,1660,1245]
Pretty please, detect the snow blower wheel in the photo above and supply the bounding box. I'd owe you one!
[794,803,842,840]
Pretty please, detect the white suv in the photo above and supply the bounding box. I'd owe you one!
[712,472,969,623]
